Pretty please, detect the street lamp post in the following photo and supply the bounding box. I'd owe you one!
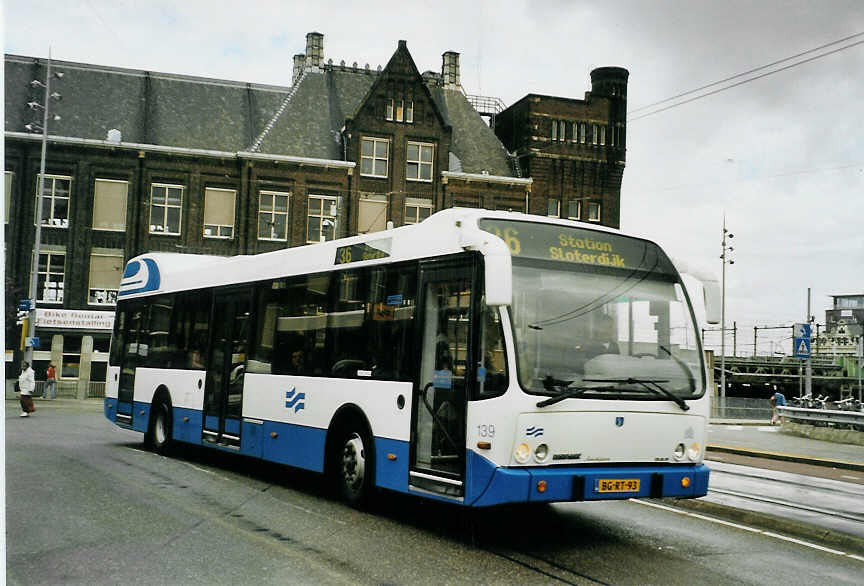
[23,52,62,364]
[720,215,734,399]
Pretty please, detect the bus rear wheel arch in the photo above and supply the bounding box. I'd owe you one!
[145,389,173,455]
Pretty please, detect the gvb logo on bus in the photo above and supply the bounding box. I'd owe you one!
[284,388,306,413]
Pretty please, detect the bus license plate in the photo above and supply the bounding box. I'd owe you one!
[595,478,640,493]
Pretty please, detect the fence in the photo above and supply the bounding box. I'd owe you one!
[32,380,106,399]
[777,405,864,430]
[710,396,772,421]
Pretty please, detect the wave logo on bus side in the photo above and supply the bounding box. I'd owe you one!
[118,259,161,297]
[526,426,544,437]
[285,388,305,413]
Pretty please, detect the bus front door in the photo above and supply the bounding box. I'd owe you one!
[202,289,251,448]
[410,263,474,497]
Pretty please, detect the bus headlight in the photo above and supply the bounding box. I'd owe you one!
[514,443,531,463]
[534,443,549,463]
[687,443,701,461]
[673,443,686,460]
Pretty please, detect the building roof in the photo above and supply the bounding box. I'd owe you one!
[5,50,516,177]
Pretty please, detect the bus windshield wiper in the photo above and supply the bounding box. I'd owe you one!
[536,385,598,408]
[583,377,690,411]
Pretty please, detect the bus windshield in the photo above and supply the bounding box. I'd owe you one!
[478,219,704,400]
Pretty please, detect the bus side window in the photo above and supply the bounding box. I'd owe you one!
[477,307,508,398]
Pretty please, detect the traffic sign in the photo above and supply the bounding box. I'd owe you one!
[793,322,811,359]
[26,337,40,349]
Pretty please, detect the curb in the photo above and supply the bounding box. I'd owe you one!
[659,497,864,556]
[707,444,864,473]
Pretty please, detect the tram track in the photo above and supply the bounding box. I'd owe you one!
[702,459,864,541]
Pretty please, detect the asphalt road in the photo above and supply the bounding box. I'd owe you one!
[6,400,864,585]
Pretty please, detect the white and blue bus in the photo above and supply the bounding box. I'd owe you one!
[105,208,720,507]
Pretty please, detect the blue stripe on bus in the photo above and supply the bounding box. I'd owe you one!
[374,437,410,492]
[260,421,327,472]
[132,402,151,432]
[173,407,203,444]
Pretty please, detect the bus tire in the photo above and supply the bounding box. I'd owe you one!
[146,398,173,455]
[335,423,374,508]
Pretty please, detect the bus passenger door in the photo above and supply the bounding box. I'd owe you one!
[202,289,250,448]
[410,263,474,497]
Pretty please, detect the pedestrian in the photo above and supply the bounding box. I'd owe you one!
[18,361,36,417]
[770,391,786,425]
[44,362,57,400]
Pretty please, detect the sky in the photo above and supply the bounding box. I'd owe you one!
[4,0,863,356]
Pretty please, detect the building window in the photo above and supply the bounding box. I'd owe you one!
[37,174,71,228]
[62,335,81,379]
[5,171,13,224]
[385,99,394,121]
[592,125,599,145]
[203,187,236,239]
[552,120,567,142]
[396,100,404,122]
[588,202,601,222]
[579,122,586,144]
[547,198,560,218]
[92,179,128,231]
[600,126,607,146]
[406,142,434,182]
[307,194,338,243]
[404,198,432,225]
[361,137,389,178]
[149,183,183,235]
[258,191,289,241]
[357,194,388,234]
[88,251,123,306]
[571,121,578,142]
[405,101,414,123]
[567,200,581,220]
[36,251,65,303]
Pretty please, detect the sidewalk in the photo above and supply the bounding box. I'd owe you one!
[707,420,864,472]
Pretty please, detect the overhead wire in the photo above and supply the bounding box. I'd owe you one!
[629,31,864,114]
[630,35,864,121]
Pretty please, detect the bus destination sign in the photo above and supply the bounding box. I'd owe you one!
[478,219,675,275]
[334,238,392,265]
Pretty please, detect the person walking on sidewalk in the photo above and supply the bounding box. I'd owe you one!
[770,391,786,425]
[44,363,57,400]
[18,361,36,417]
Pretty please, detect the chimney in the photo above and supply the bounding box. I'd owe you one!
[442,51,460,90]
[305,32,324,71]
[292,54,306,84]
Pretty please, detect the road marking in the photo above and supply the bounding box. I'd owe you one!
[757,426,779,432]
[633,499,863,562]
[841,475,860,481]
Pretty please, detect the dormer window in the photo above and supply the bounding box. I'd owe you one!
[385,99,394,121]
[396,100,404,122]
[406,101,414,123]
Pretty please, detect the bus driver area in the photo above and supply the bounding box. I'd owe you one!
[104,208,718,508]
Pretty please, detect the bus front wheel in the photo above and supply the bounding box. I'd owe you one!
[146,399,173,455]
[337,426,373,508]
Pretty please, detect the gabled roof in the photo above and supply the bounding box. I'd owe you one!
[5,49,518,178]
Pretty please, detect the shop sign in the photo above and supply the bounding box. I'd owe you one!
[34,309,115,331]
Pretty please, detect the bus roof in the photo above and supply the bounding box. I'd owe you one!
[117,209,644,301]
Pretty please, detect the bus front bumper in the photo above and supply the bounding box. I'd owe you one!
[469,457,709,507]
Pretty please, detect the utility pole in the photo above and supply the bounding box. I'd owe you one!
[805,288,812,396]
[24,51,62,363]
[720,215,734,399]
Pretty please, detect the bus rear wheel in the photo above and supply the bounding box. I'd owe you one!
[146,399,173,455]
[337,426,374,508]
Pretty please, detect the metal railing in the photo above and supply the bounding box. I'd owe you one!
[710,397,772,421]
[777,405,864,430]
[31,380,105,399]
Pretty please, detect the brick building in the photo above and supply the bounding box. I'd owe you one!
[4,32,628,392]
